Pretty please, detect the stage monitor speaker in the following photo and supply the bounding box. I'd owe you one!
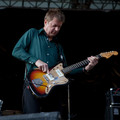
[0,112,61,120]
[105,88,120,120]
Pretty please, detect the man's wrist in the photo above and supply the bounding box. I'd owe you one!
[83,67,88,73]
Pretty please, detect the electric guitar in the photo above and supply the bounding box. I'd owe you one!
[28,51,118,98]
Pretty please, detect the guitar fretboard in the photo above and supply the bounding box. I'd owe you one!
[62,54,101,74]
[62,59,89,74]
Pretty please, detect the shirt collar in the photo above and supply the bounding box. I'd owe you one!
[38,28,58,42]
[38,28,46,35]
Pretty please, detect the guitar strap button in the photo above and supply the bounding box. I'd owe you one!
[27,86,30,89]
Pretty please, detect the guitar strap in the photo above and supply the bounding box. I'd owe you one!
[55,43,63,62]
[24,64,29,88]
[55,42,66,66]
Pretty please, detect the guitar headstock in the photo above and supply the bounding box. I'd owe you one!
[100,51,118,59]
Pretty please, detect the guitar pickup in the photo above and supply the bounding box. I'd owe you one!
[55,69,64,77]
[43,75,49,82]
[45,73,54,81]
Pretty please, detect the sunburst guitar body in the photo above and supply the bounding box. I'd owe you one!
[28,63,68,97]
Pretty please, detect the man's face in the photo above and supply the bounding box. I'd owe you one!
[44,17,63,38]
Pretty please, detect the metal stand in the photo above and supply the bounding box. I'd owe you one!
[68,84,70,120]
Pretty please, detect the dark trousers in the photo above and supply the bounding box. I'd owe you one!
[22,87,41,113]
[22,85,67,115]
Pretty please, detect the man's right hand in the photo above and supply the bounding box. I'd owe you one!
[35,60,49,74]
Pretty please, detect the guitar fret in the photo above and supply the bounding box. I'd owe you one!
[63,59,89,74]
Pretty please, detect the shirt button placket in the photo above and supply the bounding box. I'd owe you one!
[46,38,50,65]
[47,53,49,56]
[46,53,50,64]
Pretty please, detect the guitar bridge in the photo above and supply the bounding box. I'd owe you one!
[32,78,43,88]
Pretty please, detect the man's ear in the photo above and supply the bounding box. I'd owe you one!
[44,19,48,26]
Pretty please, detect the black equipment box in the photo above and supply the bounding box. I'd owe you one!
[0,100,3,116]
[105,88,120,120]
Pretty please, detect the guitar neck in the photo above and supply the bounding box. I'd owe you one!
[62,54,101,74]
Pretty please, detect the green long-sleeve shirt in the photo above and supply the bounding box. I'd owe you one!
[12,28,83,79]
